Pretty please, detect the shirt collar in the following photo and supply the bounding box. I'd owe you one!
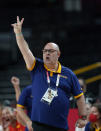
[44,62,62,73]
[92,123,101,131]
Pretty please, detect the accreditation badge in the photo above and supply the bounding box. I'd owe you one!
[41,88,58,105]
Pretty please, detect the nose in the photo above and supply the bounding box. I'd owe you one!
[47,52,50,54]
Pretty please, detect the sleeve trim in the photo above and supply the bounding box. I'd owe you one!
[74,92,83,99]
[16,104,25,108]
[26,59,36,71]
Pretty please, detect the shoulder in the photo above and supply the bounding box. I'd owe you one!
[61,65,75,77]
[32,57,44,70]
[28,58,44,71]
[22,85,32,94]
[25,85,32,90]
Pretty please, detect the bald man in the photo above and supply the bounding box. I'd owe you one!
[11,16,87,131]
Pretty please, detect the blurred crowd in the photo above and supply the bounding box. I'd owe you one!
[0,76,101,131]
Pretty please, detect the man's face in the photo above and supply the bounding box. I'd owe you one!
[43,43,60,66]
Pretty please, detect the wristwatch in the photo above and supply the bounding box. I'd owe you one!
[79,115,87,120]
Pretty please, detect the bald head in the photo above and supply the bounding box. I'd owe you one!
[43,42,61,69]
[44,42,60,52]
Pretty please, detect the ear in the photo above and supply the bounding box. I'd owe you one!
[57,51,61,58]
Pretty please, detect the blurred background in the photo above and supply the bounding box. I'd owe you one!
[0,0,101,105]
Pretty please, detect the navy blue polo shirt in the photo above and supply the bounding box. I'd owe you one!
[27,58,83,130]
[17,85,32,118]
[17,85,32,131]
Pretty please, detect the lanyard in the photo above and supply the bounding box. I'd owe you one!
[46,71,60,89]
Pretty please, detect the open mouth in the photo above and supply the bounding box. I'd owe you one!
[2,118,11,128]
[2,116,11,123]
[46,56,50,60]
[6,118,10,122]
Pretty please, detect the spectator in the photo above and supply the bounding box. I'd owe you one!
[85,103,101,131]
[11,76,32,131]
[2,106,25,131]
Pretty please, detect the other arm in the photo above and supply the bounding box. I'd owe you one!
[17,107,33,131]
[76,95,87,128]
[11,76,21,102]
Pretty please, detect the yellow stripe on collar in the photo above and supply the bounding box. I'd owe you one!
[50,72,53,77]
[44,62,61,73]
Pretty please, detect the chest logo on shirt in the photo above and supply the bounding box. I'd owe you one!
[60,75,68,79]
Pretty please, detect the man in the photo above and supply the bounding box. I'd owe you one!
[11,76,32,131]
[11,16,87,131]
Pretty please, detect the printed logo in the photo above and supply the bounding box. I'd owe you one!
[60,75,68,79]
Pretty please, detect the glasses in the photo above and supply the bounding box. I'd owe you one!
[42,49,57,54]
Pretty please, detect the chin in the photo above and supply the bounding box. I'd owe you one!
[45,61,51,65]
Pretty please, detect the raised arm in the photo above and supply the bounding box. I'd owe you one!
[11,16,35,69]
[11,76,21,102]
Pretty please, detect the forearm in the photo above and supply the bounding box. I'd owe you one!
[15,33,35,69]
[16,113,26,126]
[14,85,21,102]
[17,107,31,126]
[17,108,33,131]
[15,33,29,54]
[76,95,87,116]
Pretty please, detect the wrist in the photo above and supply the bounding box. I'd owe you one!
[79,115,87,120]
[26,120,32,124]
[15,32,22,36]
[14,85,20,88]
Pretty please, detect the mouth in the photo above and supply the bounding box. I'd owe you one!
[6,118,10,122]
[2,117,10,122]
[2,118,11,128]
[46,56,50,61]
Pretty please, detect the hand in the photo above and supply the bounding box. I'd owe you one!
[11,16,24,34]
[26,121,33,131]
[76,119,87,128]
[11,76,20,87]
